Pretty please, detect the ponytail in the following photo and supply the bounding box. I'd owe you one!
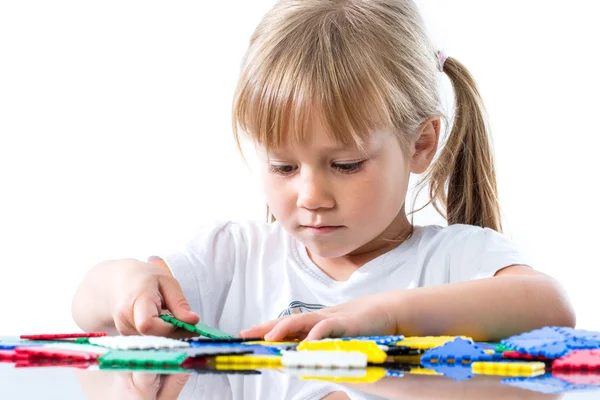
[412,56,502,232]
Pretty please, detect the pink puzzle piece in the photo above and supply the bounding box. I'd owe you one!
[553,350,600,371]
[553,371,600,386]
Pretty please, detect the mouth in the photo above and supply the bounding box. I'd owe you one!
[300,225,344,235]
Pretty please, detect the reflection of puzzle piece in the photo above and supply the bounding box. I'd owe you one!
[421,338,490,364]
[502,374,595,394]
[294,367,387,383]
[282,350,367,368]
[0,349,18,362]
[472,361,545,377]
[422,359,473,381]
[553,350,600,371]
[160,314,234,339]
[99,350,188,368]
[502,351,550,361]
[90,335,189,350]
[397,336,471,350]
[553,371,600,386]
[297,340,386,363]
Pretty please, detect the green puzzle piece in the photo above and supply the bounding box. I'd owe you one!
[99,350,188,367]
[160,315,234,339]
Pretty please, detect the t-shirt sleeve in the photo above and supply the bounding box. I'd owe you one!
[147,220,240,327]
[449,225,531,282]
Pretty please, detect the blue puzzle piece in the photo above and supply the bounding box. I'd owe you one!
[567,337,600,350]
[385,370,404,377]
[239,344,281,355]
[423,360,474,381]
[421,338,490,364]
[340,335,404,345]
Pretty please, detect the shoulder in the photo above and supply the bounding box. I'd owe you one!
[414,224,528,282]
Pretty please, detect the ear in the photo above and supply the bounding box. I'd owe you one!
[410,116,441,174]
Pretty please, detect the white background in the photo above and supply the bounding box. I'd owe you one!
[0,1,598,336]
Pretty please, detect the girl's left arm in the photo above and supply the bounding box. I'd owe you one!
[240,265,576,341]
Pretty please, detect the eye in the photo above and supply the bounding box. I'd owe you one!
[332,160,366,174]
[268,164,298,176]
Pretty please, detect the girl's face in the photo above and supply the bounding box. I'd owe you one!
[257,114,413,259]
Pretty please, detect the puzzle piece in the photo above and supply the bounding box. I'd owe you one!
[502,351,550,361]
[183,336,262,343]
[340,335,404,345]
[215,355,282,367]
[178,346,253,357]
[282,350,367,368]
[99,350,188,367]
[160,314,234,339]
[385,345,422,356]
[472,361,545,377]
[553,350,600,371]
[421,337,490,364]
[397,336,472,350]
[297,340,387,363]
[89,335,189,350]
[15,346,104,361]
[20,332,107,340]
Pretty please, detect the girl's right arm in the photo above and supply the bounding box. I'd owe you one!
[71,258,199,336]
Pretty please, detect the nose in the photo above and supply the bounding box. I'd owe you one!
[296,169,335,210]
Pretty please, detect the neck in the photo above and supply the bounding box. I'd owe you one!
[307,209,413,281]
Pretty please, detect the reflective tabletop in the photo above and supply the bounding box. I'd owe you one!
[1,363,599,400]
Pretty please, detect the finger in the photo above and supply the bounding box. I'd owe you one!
[133,295,178,337]
[305,317,353,341]
[239,316,288,339]
[264,313,325,341]
[157,374,190,400]
[159,276,200,324]
[114,302,141,336]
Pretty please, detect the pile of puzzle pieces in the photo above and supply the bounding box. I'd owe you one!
[1,317,600,395]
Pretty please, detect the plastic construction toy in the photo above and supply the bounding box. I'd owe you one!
[472,361,545,377]
[15,345,108,361]
[297,340,387,364]
[553,370,600,386]
[385,345,422,356]
[340,335,404,345]
[20,332,107,340]
[501,327,600,359]
[178,346,253,357]
[397,336,472,350]
[421,338,490,364]
[99,350,188,368]
[553,349,600,371]
[89,335,190,350]
[160,314,234,339]
[183,336,262,343]
[282,350,367,368]
[215,355,282,368]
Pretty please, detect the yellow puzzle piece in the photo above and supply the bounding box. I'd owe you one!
[297,340,387,364]
[471,361,545,377]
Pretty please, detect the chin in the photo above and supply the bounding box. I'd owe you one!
[304,241,357,259]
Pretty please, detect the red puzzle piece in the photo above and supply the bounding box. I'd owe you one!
[0,349,17,362]
[503,351,550,361]
[553,350,600,371]
[15,347,101,361]
[20,332,107,340]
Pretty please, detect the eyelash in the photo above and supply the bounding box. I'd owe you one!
[268,161,366,176]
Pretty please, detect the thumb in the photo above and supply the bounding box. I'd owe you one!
[159,276,200,324]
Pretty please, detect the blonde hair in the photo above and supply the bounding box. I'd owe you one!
[232,0,502,232]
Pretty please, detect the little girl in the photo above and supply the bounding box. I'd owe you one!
[72,0,575,342]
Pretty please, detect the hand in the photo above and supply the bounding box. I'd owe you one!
[240,293,399,341]
[110,259,200,337]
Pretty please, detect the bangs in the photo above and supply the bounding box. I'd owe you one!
[232,13,397,154]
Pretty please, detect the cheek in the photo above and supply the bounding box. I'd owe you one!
[344,167,407,218]
[261,175,293,214]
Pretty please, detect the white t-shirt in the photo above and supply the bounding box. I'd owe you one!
[149,220,528,336]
